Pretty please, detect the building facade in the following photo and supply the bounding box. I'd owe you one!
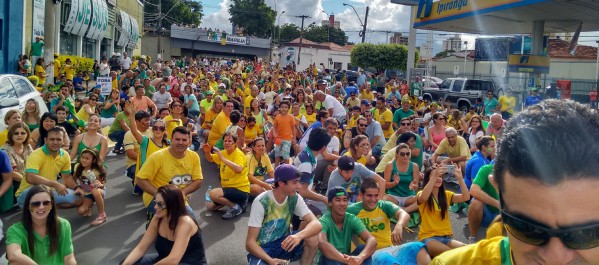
[0,1,24,73]
[442,34,462,51]
[390,33,408,45]
[277,38,352,71]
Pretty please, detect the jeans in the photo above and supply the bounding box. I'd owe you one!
[130,253,199,265]
[17,187,77,209]
[319,244,372,265]
[108,130,126,150]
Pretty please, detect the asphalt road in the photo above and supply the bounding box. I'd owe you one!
[0,149,477,265]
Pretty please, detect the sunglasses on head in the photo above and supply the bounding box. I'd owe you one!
[152,126,166,131]
[500,195,599,249]
[30,200,52,207]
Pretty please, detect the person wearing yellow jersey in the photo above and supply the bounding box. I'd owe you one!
[345,135,376,166]
[163,101,184,140]
[497,89,516,120]
[63,58,76,80]
[304,104,317,127]
[347,178,431,265]
[360,84,375,101]
[136,126,203,221]
[244,85,259,115]
[204,131,250,220]
[207,100,233,146]
[53,53,61,83]
[417,166,470,258]
[34,58,50,90]
[346,106,362,129]
[374,97,394,140]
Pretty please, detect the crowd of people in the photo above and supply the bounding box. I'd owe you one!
[1,53,597,265]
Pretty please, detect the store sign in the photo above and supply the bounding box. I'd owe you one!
[208,34,250,46]
[65,0,109,41]
[63,0,79,33]
[32,0,45,40]
[76,0,92,36]
[507,54,550,74]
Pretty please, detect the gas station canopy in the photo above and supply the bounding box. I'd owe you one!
[412,0,599,34]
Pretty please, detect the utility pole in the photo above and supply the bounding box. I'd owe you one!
[362,6,369,43]
[43,0,56,85]
[296,15,310,66]
[157,0,162,59]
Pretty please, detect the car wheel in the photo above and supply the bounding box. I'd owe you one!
[459,102,470,113]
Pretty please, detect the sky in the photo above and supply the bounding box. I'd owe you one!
[197,0,599,55]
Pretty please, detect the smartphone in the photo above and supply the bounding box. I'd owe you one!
[445,164,456,174]
[415,118,426,123]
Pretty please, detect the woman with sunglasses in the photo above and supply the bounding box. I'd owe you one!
[75,95,99,125]
[383,143,420,214]
[122,185,207,265]
[416,166,469,258]
[0,110,22,146]
[1,122,32,211]
[345,135,376,167]
[6,185,77,265]
[124,102,169,176]
[69,114,108,165]
[246,137,274,196]
[427,112,447,152]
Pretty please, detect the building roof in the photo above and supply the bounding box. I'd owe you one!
[548,39,597,59]
[285,38,353,52]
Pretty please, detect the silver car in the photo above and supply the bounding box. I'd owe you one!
[0,74,49,131]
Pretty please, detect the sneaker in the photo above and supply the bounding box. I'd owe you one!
[468,236,477,244]
[241,198,249,213]
[222,205,242,220]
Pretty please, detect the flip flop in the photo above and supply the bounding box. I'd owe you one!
[91,214,107,226]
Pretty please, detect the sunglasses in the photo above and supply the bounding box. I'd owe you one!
[358,124,367,127]
[13,131,27,136]
[152,126,166,131]
[30,200,52,207]
[172,105,182,108]
[401,122,411,126]
[398,151,410,157]
[500,195,599,249]
[437,118,446,121]
[154,200,167,210]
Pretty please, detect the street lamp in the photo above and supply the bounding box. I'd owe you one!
[343,3,369,43]
[464,40,468,77]
[277,11,286,44]
[322,10,330,43]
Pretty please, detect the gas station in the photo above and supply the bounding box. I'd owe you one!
[393,0,599,106]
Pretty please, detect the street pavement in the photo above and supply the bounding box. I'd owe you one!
[0,149,476,265]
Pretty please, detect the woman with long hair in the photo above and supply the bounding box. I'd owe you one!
[0,109,22,146]
[384,143,420,214]
[6,185,77,264]
[345,135,376,166]
[122,185,207,265]
[30,113,69,149]
[1,122,33,211]
[416,165,470,258]
[294,89,308,115]
[100,89,120,127]
[69,114,108,164]
[427,112,447,152]
[246,137,274,196]
[34,58,50,91]
[22,99,41,132]
[75,95,99,124]
[465,115,486,153]
[215,110,245,150]
[248,98,267,131]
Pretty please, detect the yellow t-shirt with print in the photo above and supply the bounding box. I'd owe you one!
[137,148,203,207]
[498,95,516,114]
[244,125,261,141]
[431,236,512,265]
[246,153,274,182]
[211,148,250,193]
[18,146,71,197]
[163,115,183,140]
[374,108,394,139]
[346,200,399,249]
[344,151,367,165]
[347,115,360,129]
[417,190,455,241]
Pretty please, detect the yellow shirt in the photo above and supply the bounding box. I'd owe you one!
[244,125,260,141]
[202,108,219,129]
[207,112,231,146]
[381,131,399,155]
[163,115,183,140]
[123,129,152,168]
[434,137,472,160]
[137,148,203,207]
[431,236,512,265]
[374,108,394,139]
[54,59,61,78]
[305,113,316,126]
[211,148,250,192]
[486,221,505,239]
[498,95,516,114]
[417,190,455,241]
[18,146,71,197]
[75,105,92,123]
[347,115,360,129]
[0,130,8,146]
[35,65,46,87]
[246,153,274,181]
[346,97,360,108]
[360,90,374,101]
[135,136,169,176]
[344,151,367,165]
[244,95,256,110]
[64,64,75,80]
[112,78,118,91]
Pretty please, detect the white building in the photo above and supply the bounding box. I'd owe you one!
[276,38,352,71]
[419,43,434,59]
[442,34,463,52]
[321,14,341,29]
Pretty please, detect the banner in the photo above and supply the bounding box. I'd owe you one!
[32,0,45,40]
[97,76,112,95]
[86,0,99,39]
[128,17,139,49]
[117,11,128,47]
[63,0,79,33]
[71,0,85,35]
[93,0,107,40]
[76,0,93,36]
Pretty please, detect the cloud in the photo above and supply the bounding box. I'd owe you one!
[201,0,232,32]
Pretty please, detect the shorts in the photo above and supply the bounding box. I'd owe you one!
[247,231,304,265]
[387,194,413,207]
[83,188,105,201]
[17,187,78,209]
[421,235,452,246]
[274,140,292,159]
[373,242,427,265]
[481,203,499,227]
[222,187,249,205]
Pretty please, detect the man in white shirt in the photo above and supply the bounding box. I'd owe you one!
[121,52,132,71]
[314,91,347,124]
[152,83,173,110]
[312,118,341,194]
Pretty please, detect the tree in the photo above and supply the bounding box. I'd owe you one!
[434,50,455,59]
[144,0,203,29]
[274,24,301,44]
[229,0,276,38]
[351,43,420,72]
[304,25,349,46]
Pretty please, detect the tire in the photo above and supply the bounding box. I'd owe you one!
[458,102,470,113]
[423,95,432,102]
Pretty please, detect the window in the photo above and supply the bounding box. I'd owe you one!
[82,38,96,58]
[0,19,3,50]
[333,62,342,70]
[0,78,17,100]
[465,80,480,91]
[13,78,34,97]
[439,80,452,90]
[452,80,463,92]
[60,33,77,55]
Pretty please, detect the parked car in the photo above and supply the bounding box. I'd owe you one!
[423,76,443,86]
[422,78,501,112]
[0,74,49,131]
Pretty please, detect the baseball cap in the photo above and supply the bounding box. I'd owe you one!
[274,164,300,182]
[317,80,328,86]
[360,99,371,106]
[529,87,538,91]
[337,156,355,171]
[327,186,349,202]
[218,83,226,88]
[206,90,214,95]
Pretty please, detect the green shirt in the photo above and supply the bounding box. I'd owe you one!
[108,112,130,134]
[145,85,156,98]
[31,41,44,56]
[100,99,118,119]
[472,164,499,213]
[6,218,74,265]
[320,212,367,255]
[392,108,415,127]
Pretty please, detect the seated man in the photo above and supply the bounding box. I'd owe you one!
[467,164,499,244]
[347,178,431,265]
[430,127,471,169]
[318,187,377,265]
[16,127,82,208]
[245,165,322,265]
[328,156,386,203]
